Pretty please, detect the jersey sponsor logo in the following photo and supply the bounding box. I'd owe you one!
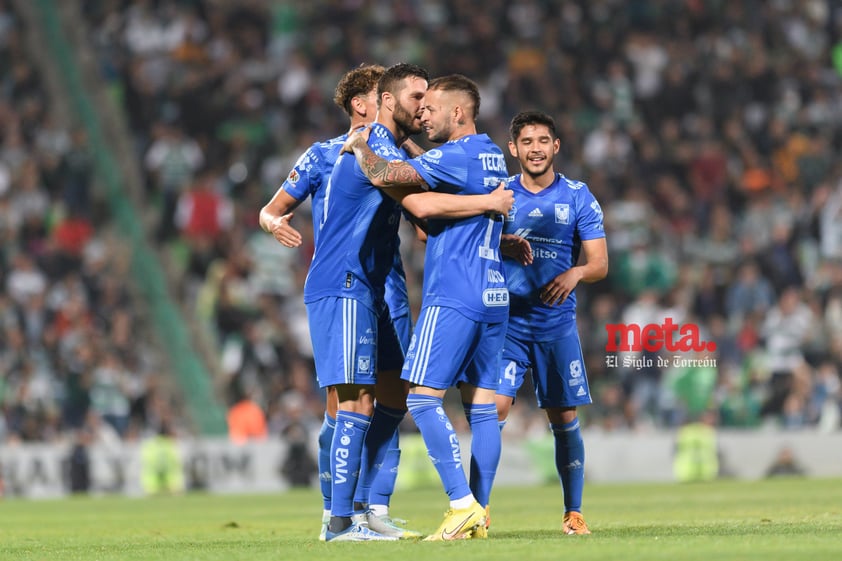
[512,227,532,238]
[555,204,570,224]
[487,269,505,283]
[334,446,350,484]
[479,153,506,172]
[287,169,300,184]
[534,247,558,259]
[375,145,401,158]
[358,335,373,345]
[482,288,509,306]
[424,149,443,163]
[528,207,543,218]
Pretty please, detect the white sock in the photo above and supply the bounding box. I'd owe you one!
[450,494,475,510]
[368,504,389,517]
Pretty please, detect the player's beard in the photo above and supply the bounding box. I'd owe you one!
[393,100,423,137]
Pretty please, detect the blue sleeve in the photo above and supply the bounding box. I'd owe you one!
[577,185,606,241]
[281,144,322,201]
[406,146,468,192]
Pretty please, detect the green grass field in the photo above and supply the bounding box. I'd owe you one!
[2,478,840,561]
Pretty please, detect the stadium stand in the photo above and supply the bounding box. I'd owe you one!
[4,0,840,446]
[0,0,198,443]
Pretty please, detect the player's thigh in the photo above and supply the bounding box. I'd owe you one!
[307,297,378,388]
[461,320,507,391]
[401,306,482,390]
[532,330,592,408]
[497,332,530,399]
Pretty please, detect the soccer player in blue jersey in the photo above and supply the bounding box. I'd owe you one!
[260,64,415,540]
[305,65,512,542]
[342,74,510,540]
[497,110,608,535]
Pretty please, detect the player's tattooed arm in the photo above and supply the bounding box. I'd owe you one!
[342,127,425,189]
[359,146,424,188]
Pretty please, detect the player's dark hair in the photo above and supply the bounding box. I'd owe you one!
[427,74,481,119]
[509,110,558,141]
[334,64,386,116]
[377,63,429,104]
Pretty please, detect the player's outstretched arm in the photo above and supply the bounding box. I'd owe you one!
[259,189,304,248]
[401,181,514,220]
[540,237,608,306]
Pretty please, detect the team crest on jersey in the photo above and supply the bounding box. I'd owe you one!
[555,204,570,224]
[358,356,371,374]
[287,169,300,184]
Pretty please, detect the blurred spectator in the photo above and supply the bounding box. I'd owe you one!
[765,446,806,478]
[140,421,185,495]
[226,380,267,445]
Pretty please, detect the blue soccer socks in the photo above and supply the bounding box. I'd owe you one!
[407,394,472,501]
[464,403,501,508]
[551,418,585,513]
[330,411,371,519]
[318,415,336,511]
[354,404,405,508]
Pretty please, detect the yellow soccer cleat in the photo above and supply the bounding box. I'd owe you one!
[562,511,591,535]
[423,501,486,541]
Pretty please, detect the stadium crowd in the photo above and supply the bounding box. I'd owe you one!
[0,0,185,445]
[4,0,841,445]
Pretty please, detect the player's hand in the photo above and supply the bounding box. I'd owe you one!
[488,181,514,215]
[501,234,532,265]
[269,212,303,247]
[401,137,425,158]
[540,268,583,306]
[340,125,372,154]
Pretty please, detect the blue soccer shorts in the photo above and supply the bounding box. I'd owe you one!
[307,296,405,388]
[497,326,592,408]
[401,305,505,391]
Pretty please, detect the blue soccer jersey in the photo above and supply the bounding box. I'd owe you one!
[503,173,605,340]
[304,123,405,312]
[279,135,346,248]
[279,131,409,320]
[406,134,509,323]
